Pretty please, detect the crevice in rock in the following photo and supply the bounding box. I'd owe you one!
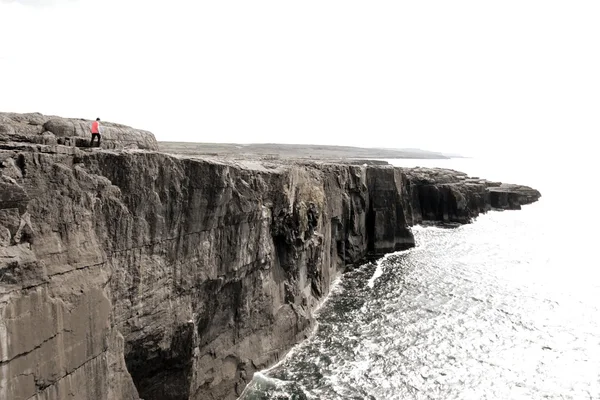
[0,330,60,367]
[16,154,26,177]
[24,349,108,400]
[47,261,106,279]
[366,193,375,254]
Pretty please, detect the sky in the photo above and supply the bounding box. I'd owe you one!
[0,0,598,157]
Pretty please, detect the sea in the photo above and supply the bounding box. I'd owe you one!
[239,156,600,400]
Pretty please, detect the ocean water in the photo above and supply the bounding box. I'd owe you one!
[239,157,600,400]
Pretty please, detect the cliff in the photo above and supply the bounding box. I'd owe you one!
[0,114,540,400]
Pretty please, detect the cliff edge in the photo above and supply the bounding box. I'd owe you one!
[0,112,158,151]
[0,113,540,400]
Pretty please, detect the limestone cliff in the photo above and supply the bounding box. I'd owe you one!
[0,114,540,400]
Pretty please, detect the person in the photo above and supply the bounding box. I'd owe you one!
[90,117,101,147]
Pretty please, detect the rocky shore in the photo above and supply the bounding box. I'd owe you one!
[0,113,541,400]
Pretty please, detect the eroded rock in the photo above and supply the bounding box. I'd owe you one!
[0,112,158,151]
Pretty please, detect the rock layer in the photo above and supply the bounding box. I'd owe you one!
[0,114,540,400]
[0,112,158,151]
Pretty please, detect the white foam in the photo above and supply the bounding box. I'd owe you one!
[251,371,285,386]
[366,255,388,289]
[367,246,416,289]
[236,275,345,399]
[237,372,293,399]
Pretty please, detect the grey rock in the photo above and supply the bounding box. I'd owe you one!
[0,112,158,150]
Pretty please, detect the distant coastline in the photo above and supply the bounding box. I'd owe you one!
[159,141,458,160]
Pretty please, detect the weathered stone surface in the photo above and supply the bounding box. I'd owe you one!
[0,112,158,151]
[399,167,541,223]
[0,114,541,400]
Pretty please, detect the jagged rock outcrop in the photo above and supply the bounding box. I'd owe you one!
[0,112,158,151]
[0,114,540,400]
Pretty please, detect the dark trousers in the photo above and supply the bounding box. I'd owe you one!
[90,133,101,147]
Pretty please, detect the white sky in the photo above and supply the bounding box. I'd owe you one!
[0,0,598,157]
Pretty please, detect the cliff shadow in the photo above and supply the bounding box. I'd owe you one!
[125,323,194,400]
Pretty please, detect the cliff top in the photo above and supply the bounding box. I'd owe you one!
[0,111,540,202]
[0,111,455,160]
[0,112,158,151]
[159,141,452,160]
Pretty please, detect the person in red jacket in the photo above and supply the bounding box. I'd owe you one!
[90,118,101,147]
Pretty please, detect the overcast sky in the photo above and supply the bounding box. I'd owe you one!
[0,0,598,157]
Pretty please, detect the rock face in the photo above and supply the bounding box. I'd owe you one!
[0,112,158,151]
[0,114,541,400]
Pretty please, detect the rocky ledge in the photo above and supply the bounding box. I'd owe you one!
[0,113,540,400]
[0,112,158,151]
